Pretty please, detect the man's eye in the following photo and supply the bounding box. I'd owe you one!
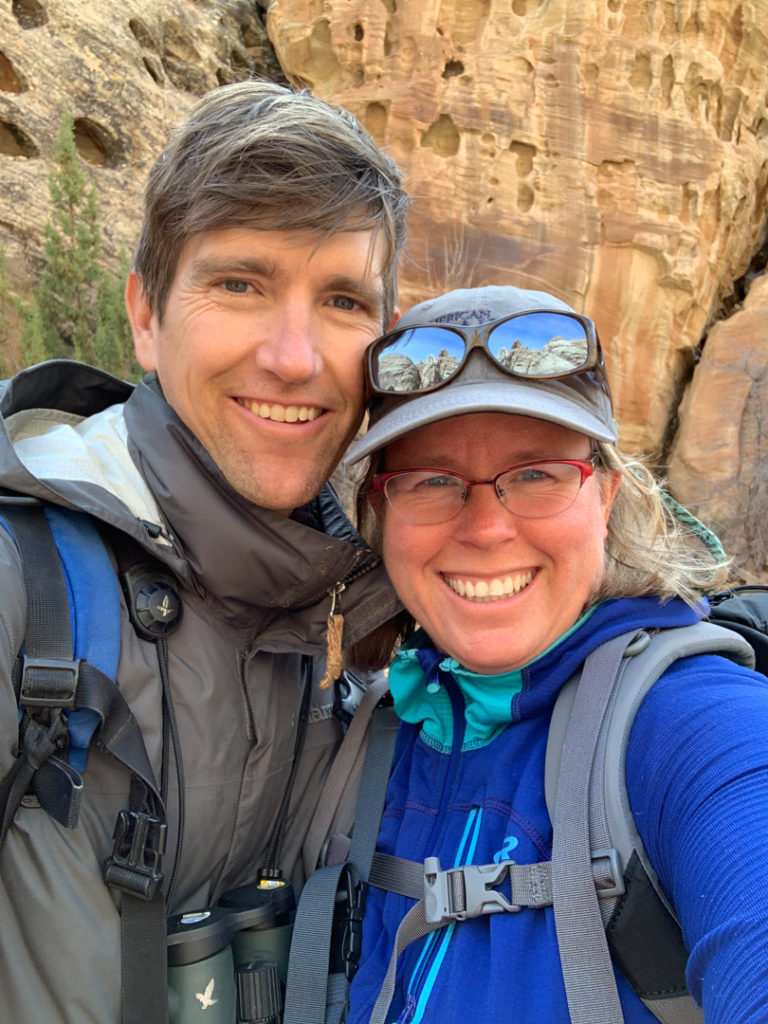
[331,295,358,311]
[223,280,249,294]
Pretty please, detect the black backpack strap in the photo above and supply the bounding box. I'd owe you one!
[0,501,170,1024]
[0,501,86,837]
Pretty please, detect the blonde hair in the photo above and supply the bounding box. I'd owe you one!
[593,442,729,605]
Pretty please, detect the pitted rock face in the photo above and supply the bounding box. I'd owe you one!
[266,0,768,582]
[0,0,284,283]
[0,0,767,581]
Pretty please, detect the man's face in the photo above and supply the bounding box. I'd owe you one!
[128,227,392,514]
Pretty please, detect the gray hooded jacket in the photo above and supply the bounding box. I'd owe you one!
[0,360,399,1023]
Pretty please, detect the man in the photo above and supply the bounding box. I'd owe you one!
[0,80,408,1022]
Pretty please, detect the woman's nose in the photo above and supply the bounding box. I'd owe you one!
[454,481,519,544]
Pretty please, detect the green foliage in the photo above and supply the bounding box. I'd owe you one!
[0,109,140,380]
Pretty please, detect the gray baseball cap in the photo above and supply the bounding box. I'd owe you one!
[345,285,618,465]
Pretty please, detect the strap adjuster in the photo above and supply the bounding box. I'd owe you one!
[423,857,520,924]
[19,656,80,708]
[104,809,166,901]
[591,847,625,900]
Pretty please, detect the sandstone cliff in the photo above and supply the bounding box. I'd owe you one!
[0,0,765,580]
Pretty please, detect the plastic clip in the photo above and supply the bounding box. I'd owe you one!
[341,865,367,981]
[19,656,80,708]
[104,809,166,900]
[423,857,520,924]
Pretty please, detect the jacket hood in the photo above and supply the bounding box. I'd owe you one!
[0,360,400,652]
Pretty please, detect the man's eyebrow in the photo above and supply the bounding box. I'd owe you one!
[187,255,277,283]
[326,275,384,312]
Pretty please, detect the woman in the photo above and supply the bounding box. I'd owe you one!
[341,286,768,1024]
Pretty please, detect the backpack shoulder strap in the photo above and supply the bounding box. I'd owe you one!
[546,621,753,1024]
[284,693,400,1024]
[0,500,123,835]
[0,499,171,1024]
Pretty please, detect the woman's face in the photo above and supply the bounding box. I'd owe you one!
[379,412,619,674]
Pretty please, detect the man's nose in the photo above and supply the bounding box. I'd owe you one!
[253,306,322,382]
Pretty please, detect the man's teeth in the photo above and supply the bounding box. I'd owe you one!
[240,400,322,423]
[444,571,535,602]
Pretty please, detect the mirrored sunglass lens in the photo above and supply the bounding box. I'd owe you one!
[373,327,466,392]
[488,313,590,376]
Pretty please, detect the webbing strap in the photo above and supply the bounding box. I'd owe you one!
[282,860,349,1024]
[369,901,445,1024]
[550,630,637,1024]
[302,672,391,877]
[120,892,168,1024]
[369,851,557,908]
[0,504,82,836]
[283,703,400,1024]
[3,503,73,657]
[348,704,399,875]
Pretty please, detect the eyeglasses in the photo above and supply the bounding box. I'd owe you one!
[371,459,595,525]
[366,309,610,397]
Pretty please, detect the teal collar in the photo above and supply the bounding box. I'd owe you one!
[389,607,598,751]
[389,641,523,750]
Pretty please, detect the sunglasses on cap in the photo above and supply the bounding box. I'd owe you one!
[365,308,611,398]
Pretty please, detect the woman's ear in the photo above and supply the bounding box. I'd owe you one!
[600,470,622,524]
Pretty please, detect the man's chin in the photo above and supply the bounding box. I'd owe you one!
[223,461,337,516]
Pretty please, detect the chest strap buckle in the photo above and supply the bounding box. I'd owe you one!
[423,857,520,924]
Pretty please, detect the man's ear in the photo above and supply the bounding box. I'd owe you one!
[125,271,158,372]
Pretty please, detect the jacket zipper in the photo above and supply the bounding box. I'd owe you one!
[398,807,485,1024]
[397,671,479,1024]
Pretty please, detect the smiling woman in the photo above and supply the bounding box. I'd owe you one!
[338,285,768,1024]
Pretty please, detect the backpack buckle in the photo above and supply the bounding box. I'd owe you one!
[423,857,520,924]
[19,656,80,708]
[104,809,167,900]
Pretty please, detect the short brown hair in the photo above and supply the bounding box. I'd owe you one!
[133,80,409,325]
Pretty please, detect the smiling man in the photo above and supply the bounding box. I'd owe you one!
[0,81,408,1023]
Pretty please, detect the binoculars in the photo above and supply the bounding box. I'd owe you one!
[167,879,295,1023]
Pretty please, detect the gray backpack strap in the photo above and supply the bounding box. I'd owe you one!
[302,671,391,877]
[550,630,639,1024]
[284,698,399,1024]
[546,622,754,1024]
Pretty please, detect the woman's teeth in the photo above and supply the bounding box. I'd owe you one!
[444,571,535,602]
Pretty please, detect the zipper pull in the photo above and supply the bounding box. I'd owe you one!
[319,583,346,690]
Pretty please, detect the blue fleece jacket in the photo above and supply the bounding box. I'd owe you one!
[346,596,768,1024]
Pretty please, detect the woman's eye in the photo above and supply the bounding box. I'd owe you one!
[518,468,548,482]
[417,475,461,490]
